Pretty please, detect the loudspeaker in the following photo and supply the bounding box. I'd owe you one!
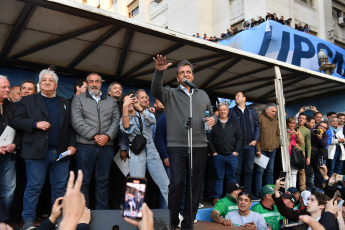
[89,209,170,230]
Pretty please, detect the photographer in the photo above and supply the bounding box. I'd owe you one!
[310,121,329,190]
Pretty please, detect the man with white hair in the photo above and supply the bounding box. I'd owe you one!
[0,75,20,223]
[254,103,280,196]
[11,69,76,230]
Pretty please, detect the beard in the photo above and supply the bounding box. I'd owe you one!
[89,87,101,96]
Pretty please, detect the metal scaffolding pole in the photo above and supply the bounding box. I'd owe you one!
[274,65,292,188]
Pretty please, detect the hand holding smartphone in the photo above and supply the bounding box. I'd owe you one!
[280,171,287,182]
[123,177,147,219]
[279,171,287,193]
[130,89,135,98]
[318,156,323,167]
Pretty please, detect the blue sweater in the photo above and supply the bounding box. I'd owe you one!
[43,96,60,149]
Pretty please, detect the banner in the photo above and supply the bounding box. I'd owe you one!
[219,20,345,79]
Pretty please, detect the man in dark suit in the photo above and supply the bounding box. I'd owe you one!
[11,69,76,230]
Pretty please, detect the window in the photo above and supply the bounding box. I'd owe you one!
[128,0,139,18]
[297,0,313,7]
[129,6,139,17]
[332,7,342,18]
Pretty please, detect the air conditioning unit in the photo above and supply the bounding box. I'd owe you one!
[338,17,345,26]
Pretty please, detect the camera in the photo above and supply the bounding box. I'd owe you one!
[313,129,322,135]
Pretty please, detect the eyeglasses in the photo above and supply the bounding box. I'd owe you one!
[238,191,250,197]
[319,125,327,129]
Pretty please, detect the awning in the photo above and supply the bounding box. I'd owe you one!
[1,0,345,104]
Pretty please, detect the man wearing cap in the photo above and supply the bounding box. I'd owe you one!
[224,191,268,229]
[210,183,243,225]
[287,187,301,209]
[251,185,284,230]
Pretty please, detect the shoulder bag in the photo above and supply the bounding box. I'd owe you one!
[129,114,147,155]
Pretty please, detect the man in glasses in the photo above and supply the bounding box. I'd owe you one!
[224,191,267,229]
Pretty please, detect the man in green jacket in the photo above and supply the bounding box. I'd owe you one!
[251,185,284,230]
[210,183,244,225]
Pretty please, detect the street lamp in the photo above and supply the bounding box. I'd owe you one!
[318,49,336,75]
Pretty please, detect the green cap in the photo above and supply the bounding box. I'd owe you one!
[259,185,275,197]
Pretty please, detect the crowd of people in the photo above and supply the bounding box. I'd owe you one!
[0,54,345,230]
[193,11,311,44]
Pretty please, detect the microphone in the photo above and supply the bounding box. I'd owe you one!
[183,79,197,89]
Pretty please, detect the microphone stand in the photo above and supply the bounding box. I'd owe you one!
[184,88,194,230]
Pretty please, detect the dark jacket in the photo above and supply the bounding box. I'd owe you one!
[311,130,328,159]
[228,106,260,143]
[11,93,76,160]
[207,118,242,155]
[0,100,21,153]
[36,218,90,230]
[154,112,168,160]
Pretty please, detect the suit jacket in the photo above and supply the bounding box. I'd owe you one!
[11,93,76,160]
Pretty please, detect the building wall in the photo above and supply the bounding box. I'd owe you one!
[70,0,345,46]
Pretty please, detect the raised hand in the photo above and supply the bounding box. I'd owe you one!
[153,55,172,72]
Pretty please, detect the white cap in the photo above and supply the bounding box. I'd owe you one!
[301,190,311,206]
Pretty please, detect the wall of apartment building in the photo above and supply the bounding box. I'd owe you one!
[332,0,345,46]
[71,0,345,47]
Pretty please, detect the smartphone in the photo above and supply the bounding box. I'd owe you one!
[318,156,323,167]
[122,177,147,219]
[338,199,344,210]
[334,190,341,199]
[281,222,308,230]
[294,127,299,131]
[49,65,55,72]
[130,89,135,98]
[280,171,287,181]
[336,175,345,181]
[304,106,310,110]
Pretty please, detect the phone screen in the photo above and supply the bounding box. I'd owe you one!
[130,89,135,98]
[318,156,323,167]
[280,171,287,182]
[123,177,146,219]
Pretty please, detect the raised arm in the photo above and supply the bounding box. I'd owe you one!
[151,55,172,103]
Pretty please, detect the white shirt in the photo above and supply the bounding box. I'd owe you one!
[180,84,194,97]
[89,91,102,103]
[237,105,246,113]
